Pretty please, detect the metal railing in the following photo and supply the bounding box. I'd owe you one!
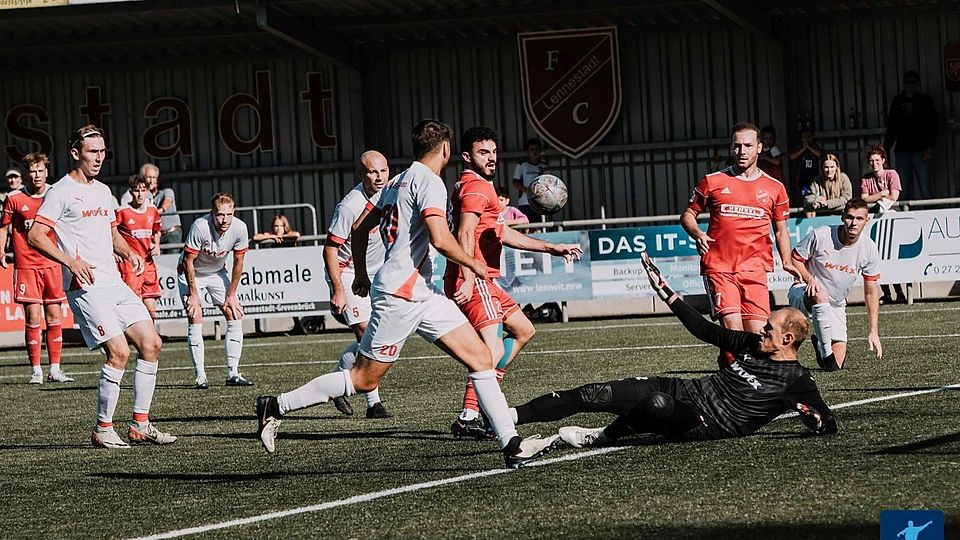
[511,196,960,232]
[160,203,319,251]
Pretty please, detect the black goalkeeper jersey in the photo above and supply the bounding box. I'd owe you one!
[669,299,836,438]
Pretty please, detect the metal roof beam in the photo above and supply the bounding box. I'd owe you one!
[700,0,775,40]
[256,1,359,69]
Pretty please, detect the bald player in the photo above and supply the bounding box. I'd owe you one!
[322,150,392,419]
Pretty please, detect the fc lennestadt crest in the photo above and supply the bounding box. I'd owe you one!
[518,26,622,159]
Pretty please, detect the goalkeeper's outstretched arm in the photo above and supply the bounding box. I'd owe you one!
[642,253,756,354]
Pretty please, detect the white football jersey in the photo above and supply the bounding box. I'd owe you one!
[327,183,386,279]
[180,214,249,276]
[369,161,448,301]
[792,225,880,307]
[35,175,124,290]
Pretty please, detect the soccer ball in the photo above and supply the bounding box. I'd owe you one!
[526,174,568,215]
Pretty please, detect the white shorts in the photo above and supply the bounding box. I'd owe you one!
[327,271,371,327]
[67,284,151,349]
[787,284,849,342]
[359,286,468,362]
[178,271,231,306]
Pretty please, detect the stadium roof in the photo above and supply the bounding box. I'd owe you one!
[0,0,956,73]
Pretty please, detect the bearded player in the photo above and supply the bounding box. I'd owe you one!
[445,126,581,438]
[116,174,162,320]
[0,152,71,384]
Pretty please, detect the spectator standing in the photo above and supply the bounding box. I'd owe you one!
[803,154,852,217]
[121,164,181,244]
[883,71,938,200]
[859,146,905,304]
[512,138,545,223]
[3,168,23,204]
[757,125,785,184]
[789,128,823,199]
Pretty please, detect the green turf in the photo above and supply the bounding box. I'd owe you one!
[1,302,958,539]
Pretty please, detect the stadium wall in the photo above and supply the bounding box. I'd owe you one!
[2,11,958,234]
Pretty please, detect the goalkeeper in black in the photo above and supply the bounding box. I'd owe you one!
[510,253,836,447]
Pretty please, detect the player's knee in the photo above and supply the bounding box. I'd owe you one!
[350,365,381,393]
[487,339,504,366]
[515,324,535,345]
[642,392,675,421]
[142,333,162,359]
[106,343,131,365]
[576,382,613,405]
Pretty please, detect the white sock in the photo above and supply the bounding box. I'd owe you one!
[508,407,518,424]
[811,303,833,357]
[132,359,158,417]
[278,370,355,415]
[459,409,480,422]
[32,365,42,376]
[97,364,124,426]
[335,342,360,371]
[225,320,243,377]
[470,369,518,448]
[187,323,205,379]
[49,363,62,375]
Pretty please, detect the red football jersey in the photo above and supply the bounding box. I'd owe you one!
[116,204,161,262]
[686,167,789,273]
[1,188,58,269]
[444,169,504,279]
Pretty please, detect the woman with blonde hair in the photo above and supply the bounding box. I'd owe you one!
[803,154,852,217]
[253,214,301,245]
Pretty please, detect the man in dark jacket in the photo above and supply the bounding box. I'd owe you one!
[884,71,938,200]
[510,253,837,447]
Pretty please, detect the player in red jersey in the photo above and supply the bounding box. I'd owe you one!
[444,126,582,438]
[0,153,71,384]
[116,174,162,320]
[681,123,798,349]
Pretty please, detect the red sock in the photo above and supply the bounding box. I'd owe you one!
[96,420,113,429]
[495,368,505,384]
[25,324,41,367]
[462,380,479,412]
[46,322,63,367]
[132,412,149,424]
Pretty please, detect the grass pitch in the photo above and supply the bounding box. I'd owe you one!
[1,302,958,539]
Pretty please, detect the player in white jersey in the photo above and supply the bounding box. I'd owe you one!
[256,120,558,469]
[788,198,883,370]
[324,150,391,418]
[28,125,175,448]
[178,192,251,388]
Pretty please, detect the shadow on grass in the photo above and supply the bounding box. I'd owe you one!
[0,443,89,450]
[597,523,876,539]
[152,414,371,423]
[869,431,960,455]
[40,385,97,392]
[662,370,718,375]
[200,429,453,443]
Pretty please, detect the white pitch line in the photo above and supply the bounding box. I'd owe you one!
[4,330,960,380]
[1,303,956,362]
[130,381,960,540]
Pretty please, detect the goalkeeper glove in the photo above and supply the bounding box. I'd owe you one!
[641,252,675,302]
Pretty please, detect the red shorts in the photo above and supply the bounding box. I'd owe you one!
[703,270,770,322]
[121,265,161,299]
[13,266,66,305]
[444,276,520,330]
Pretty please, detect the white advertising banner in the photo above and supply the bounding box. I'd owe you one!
[870,209,960,284]
[153,246,329,321]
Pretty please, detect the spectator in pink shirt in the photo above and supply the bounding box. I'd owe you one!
[859,146,904,304]
[497,186,529,227]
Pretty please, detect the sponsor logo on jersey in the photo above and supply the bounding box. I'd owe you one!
[823,261,859,275]
[718,204,764,219]
[730,361,762,390]
[131,229,153,239]
[81,207,110,218]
